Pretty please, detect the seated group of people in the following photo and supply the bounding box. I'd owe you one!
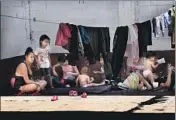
[52,54,106,88]
[10,34,175,95]
[119,52,175,91]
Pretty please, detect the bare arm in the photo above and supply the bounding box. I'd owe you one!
[76,76,79,87]
[19,63,35,84]
[89,77,94,83]
[52,63,61,76]
[48,54,51,67]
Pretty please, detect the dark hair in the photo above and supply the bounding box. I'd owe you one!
[146,52,156,58]
[25,47,33,56]
[39,34,50,46]
[57,54,66,63]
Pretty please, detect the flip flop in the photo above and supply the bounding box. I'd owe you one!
[51,96,58,101]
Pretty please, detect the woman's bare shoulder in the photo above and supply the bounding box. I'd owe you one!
[18,63,27,69]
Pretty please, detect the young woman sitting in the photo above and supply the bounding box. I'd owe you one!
[11,47,47,95]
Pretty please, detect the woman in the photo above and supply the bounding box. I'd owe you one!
[53,55,79,87]
[12,47,47,95]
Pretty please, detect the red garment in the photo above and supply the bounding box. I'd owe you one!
[55,23,71,46]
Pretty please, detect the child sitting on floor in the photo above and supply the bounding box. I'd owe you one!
[143,52,159,88]
[76,66,104,88]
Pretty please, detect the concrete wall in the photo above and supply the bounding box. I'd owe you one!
[1,1,174,59]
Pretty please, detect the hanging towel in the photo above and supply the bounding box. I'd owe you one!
[125,24,139,66]
[78,26,90,44]
[111,26,129,79]
[55,23,71,47]
[136,20,152,57]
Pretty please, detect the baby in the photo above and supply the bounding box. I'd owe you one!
[143,52,159,88]
[76,66,104,88]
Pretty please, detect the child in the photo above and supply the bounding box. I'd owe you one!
[92,56,107,84]
[34,34,53,88]
[76,66,104,88]
[53,55,79,87]
[143,52,159,88]
[93,56,105,74]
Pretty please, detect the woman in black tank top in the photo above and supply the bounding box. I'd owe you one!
[13,47,47,95]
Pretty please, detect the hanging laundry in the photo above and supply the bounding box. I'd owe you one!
[168,7,175,48]
[86,27,100,60]
[152,17,157,37]
[99,27,112,80]
[155,16,161,37]
[111,26,129,79]
[124,24,139,67]
[77,26,84,56]
[171,15,175,48]
[136,20,152,57]
[164,12,170,28]
[78,26,90,44]
[159,15,165,37]
[68,24,79,65]
[55,23,71,47]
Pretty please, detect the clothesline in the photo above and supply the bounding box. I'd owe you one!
[1,14,60,25]
[1,6,173,27]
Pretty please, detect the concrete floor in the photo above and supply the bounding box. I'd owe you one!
[1,96,175,113]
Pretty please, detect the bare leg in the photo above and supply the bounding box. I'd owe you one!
[84,82,105,87]
[19,84,38,93]
[136,72,152,90]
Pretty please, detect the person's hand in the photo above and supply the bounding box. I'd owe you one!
[53,72,58,77]
[168,64,174,72]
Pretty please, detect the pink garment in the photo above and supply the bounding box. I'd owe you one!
[62,65,74,78]
[55,23,71,46]
[124,24,139,66]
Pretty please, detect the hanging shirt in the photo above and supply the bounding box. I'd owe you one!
[159,15,165,33]
[125,24,139,66]
[55,23,71,47]
[78,26,90,44]
[164,12,170,26]
[155,16,161,36]
[34,47,50,68]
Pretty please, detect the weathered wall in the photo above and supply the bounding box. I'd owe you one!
[1,1,174,59]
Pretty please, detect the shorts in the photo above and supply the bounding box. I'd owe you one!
[40,68,51,76]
